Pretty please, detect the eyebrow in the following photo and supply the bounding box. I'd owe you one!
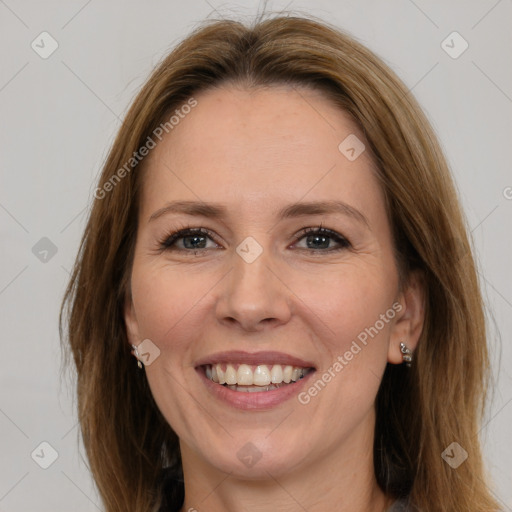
[148,200,370,228]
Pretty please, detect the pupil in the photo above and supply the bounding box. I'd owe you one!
[182,234,330,250]
[184,235,206,249]
[308,235,329,249]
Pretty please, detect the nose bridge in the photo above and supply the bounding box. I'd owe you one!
[215,237,292,330]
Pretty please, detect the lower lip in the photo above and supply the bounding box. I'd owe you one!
[196,367,316,410]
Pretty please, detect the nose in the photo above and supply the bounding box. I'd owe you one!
[215,247,292,332]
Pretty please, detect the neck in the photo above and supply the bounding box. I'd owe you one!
[176,408,394,512]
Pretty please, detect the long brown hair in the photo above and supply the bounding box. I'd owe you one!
[60,12,501,512]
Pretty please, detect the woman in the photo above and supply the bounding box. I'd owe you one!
[60,13,502,512]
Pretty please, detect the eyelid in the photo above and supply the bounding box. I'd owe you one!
[291,225,351,250]
[158,226,220,250]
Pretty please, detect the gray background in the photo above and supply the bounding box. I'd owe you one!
[0,0,511,510]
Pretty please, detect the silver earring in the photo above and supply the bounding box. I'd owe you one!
[400,342,412,367]
[131,344,143,369]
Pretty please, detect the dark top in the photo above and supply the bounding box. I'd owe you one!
[157,467,184,512]
[156,467,413,511]
[388,497,414,511]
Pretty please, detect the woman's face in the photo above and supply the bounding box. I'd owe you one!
[125,84,421,478]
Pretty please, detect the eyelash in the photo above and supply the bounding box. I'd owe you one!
[157,224,351,255]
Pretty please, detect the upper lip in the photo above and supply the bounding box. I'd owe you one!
[195,350,316,369]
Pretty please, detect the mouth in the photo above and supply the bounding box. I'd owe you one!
[194,350,317,409]
[199,363,315,392]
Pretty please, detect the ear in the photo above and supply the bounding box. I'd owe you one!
[124,291,141,348]
[388,269,425,364]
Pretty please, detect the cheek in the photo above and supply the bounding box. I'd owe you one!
[130,262,214,347]
[291,260,397,356]
[293,267,397,430]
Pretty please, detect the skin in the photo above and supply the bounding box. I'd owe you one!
[124,84,425,512]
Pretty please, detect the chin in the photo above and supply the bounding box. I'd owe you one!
[196,431,313,479]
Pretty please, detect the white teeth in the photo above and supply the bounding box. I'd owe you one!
[283,365,293,383]
[237,364,253,385]
[270,364,283,384]
[206,363,312,388]
[247,386,266,392]
[227,384,279,392]
[253,365,271,386]
[217,366,226,385]
[225,364,237,385]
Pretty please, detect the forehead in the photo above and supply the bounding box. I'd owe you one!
[140,84,384,222]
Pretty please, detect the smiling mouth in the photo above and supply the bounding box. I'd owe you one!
[200,363,315,392]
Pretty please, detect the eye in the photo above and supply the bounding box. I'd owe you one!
[158,227,220,252]
[157,224,351,254]
[292,225,351,252]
